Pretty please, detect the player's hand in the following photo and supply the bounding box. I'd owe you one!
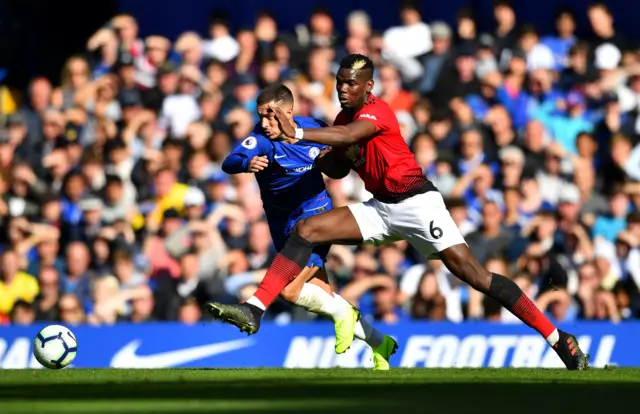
[248,155,269,172]
[268,104,296,138]
[317,147,333,159]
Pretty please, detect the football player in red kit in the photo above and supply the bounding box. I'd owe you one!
[206,54,587,370]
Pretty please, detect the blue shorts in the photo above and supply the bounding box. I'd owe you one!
[265,191,332,268]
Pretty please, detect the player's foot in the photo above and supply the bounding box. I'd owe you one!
[334,306,360,354]
[553,330,588,370]
[206,302,262,335]
[372,335,398,371]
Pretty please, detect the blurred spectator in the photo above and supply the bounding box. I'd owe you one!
[0,249,38,317]
[203,11,239,63]
[160,67,201,137]
[493,0,518,67]
[178,298,202,325]
[58,293,86,325]
[62,242,93,310]
[587,2,627,51]
[466,200,514,264]
[87,275,123,325]
[18,77,52,148]
[128,285,157,323]
[540,8,577,70]
[559,42,591,92]
[11,300,36,326]
[410,270,447,320]
[417,22,453,95]
[431,43,481,108]
[35,267,61,322]
[592,188,629,242]
[383,1,432,59]
[175,32,204,69]
[378,64,414,112]
[51,56,91,110]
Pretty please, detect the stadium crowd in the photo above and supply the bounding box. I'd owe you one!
[1,0,640,327]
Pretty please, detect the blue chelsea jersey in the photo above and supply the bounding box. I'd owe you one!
[222,116,329,211]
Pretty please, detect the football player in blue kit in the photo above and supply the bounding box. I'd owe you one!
[213,83,396,370]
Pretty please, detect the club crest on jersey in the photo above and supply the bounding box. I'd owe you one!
[241,136,257,149]
[346,145,365,167]
[308,147,320,160]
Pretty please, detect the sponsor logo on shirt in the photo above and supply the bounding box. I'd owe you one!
[288,165,314,173]
[359,113,377,121]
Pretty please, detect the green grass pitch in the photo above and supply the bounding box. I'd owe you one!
[2,368,640,413]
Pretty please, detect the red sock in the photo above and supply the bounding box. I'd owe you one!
[512,293,556,338]
[253,254,302,307]
[488,273,557,339]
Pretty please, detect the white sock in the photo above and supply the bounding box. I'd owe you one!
[546,329,560,346]
[246,296,266,311]
[334,293,384,349]
[294,283,348,319]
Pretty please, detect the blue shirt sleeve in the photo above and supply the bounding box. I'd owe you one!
[222,134,272,174]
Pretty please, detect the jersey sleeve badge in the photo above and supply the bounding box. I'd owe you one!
[241,136,257,149]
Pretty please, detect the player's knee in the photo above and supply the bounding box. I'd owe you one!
[443,247,492,292]
[294,219,319,244]
[280,283,300,303]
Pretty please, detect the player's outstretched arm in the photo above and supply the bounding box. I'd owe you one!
[270,105,375,147]
[222,135,271,174]
[222,153,254,174]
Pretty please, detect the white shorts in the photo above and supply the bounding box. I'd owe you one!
[348,191,467,259]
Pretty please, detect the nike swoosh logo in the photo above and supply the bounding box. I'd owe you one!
[274,155,286,159]
[110,338,255,368]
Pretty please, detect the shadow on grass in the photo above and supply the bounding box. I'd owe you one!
[0,379,636,413]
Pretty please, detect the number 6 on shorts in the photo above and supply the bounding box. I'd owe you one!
[429,220,443,239]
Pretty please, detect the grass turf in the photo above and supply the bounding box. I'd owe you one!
[1,368,639,413]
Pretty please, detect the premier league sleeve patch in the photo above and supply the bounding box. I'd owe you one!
[241,136,257,150]
[308,147,320,160]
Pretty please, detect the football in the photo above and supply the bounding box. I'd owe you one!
[33,325,78,369]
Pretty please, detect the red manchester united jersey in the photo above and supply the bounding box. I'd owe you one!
[334,94,435,202]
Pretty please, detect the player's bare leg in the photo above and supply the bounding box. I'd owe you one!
[282,267,360,353]
[301,271,397,369]
[248,206,362,310]
[438,243,587,370]
[280,267,396,366]
[280,266,317,302]
[206,208,361,336]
